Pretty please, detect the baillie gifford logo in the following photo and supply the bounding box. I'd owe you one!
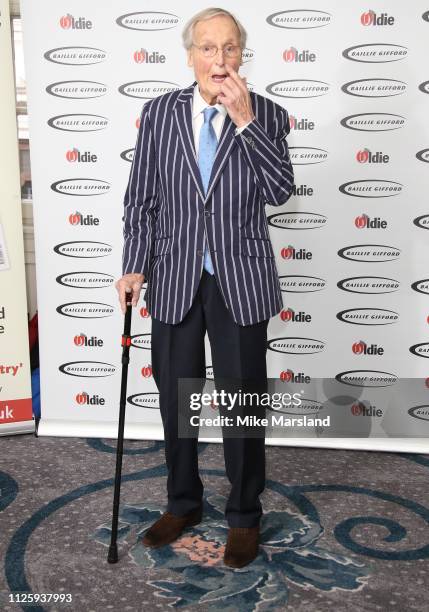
[267,10,332,29]
[69,211,100,226]
[356,148,389,163]
[60,14,93,29]
[283,47,316,62]
[352,340,384,356]
[66,148,97,163]
[354,214,387,229]
[360,11,395,26]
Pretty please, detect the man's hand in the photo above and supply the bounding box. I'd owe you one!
[217,64,255,128]
[115,273,145,315]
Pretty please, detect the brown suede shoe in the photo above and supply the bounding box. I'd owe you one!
[223,525,260,568]
[141,506,203,548]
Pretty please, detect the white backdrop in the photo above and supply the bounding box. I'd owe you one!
[21,0,429,452]
[0,0,33,436]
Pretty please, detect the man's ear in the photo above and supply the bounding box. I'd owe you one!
[187,49,193,67]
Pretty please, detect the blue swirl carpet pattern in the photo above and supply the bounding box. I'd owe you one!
[1,435,428,611]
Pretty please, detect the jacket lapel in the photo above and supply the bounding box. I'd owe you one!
[173,81,238,204]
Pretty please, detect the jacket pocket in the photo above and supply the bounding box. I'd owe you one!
[153,236,172,257]
[240,236,275,258]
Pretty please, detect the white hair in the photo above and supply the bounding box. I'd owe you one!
[182,7,247,50]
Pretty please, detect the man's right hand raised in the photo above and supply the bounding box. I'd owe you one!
[115,273,145,315]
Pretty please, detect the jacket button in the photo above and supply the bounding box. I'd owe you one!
[197,250,204,256]
[205,210,212,217]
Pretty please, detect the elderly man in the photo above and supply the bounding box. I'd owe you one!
[115,7,293,568]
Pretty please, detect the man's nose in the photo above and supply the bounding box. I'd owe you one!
[214,48,226,63]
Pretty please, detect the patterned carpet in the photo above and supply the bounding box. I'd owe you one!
[1,434,428,611]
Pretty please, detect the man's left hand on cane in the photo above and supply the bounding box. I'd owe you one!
[216,64,255,128]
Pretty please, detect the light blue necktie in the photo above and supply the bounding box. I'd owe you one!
[198,106,218,275]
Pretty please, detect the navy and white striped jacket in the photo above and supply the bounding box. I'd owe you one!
[122,81,294,326]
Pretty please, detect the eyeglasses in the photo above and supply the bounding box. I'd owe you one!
[192,44,242,58]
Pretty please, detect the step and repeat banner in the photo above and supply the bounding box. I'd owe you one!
[21,0,429,451]
[0,0,33,436]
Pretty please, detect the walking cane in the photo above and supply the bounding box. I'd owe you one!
[108,288,133,564]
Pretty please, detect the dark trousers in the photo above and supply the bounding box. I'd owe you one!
[151,269,268,528]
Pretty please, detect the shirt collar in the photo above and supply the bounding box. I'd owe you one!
[192,83,227,119]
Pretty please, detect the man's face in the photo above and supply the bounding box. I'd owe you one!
[187,15,242,106]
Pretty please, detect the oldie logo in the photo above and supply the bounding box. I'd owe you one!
[46,81,107,99]
[354,214,387,229]
[356,149,389,164]
[59,361,116,377]
[266,10,332,29]
[338,244,400,262]
[266,80,329,98]
[268,211,327,230]
[341,113,405,131]
[56,302,114,318]
[133,48,166,64]
[53,241,112,258]
[335,370,397,387]
[44,47,106,65]
[74,334,103,347]
[116,12,179,31]
[119,80,180,99]
[289,147,328,164]
[337,276,399,294]
[289,115,315,131]
[336,308,399,325]
[66,149,98,164]
[342,43,407,63]
[279,275,326,292]
[268,337,325,355]
[56,272,114,288]
[59,14,92,29]
[68,212,99,226]
[75,391,105,405]
[47,114,108,132]
[342,78,406,97]
[352,341,384,356]
[339,179,402,197]
[360,11,395,26]
[280,308,312,323]
[283,47,316,62]
[127,392,160,409]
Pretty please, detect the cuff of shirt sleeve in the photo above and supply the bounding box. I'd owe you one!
[234,120,253,135]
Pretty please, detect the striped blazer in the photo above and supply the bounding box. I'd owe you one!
[122,80,294,326]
